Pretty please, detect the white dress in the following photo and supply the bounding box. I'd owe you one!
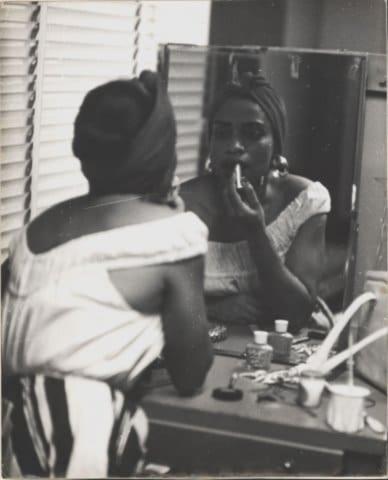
[204,182,331,324]
[2,211,208,477]
[2,211,208,386]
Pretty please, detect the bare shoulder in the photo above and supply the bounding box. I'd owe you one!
[270,173,313,206]
[283,174,313,201]
[180,175,214,201]
[180,175,218,226]
[27,195,185,254]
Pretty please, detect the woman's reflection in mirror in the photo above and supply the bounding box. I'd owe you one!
[181,72,331,332]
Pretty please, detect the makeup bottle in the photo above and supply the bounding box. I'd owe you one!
[268,319,293,362]
[245,331,273,370]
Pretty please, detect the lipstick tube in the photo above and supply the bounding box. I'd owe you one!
[235,164,242,189]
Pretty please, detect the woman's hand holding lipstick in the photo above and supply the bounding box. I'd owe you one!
[222,169,265,229]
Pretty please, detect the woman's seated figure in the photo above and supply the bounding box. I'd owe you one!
[181,72,331,332]
[2,71,213,477]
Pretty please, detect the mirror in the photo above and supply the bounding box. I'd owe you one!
[159,44,367,314]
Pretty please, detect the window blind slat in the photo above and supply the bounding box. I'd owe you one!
[167,47,207,181]
[169,64,206,78]
[1,109,33,129]
[38,171,86,192]
[48,2,137,16]
[43,59,132,77]
[38,156,81,176]
[40,125,73,143]
[2,212,26,233]
[41,92,84,110]
[35,2,136,216]
[0,26,34,41]
[1,126,31,147]
[177,151,201,163]
[1,160,30,181]
[46,7,134,32]
[0,2,37,256]
[37,184,88,211]
[41,108,76,126]
[177,138,202,150]
[168,80,206,94]
[1,58,31,76]
[168,48,207,64]
[1,177,29,199]
[46,24,134,47]
[175,111,204,123]
[2,75,36,94]
[1,144,29,164]
[1,92,31,111]
[1,194,28,216]
[0,40,36,59]
[44,43,134,62]
[177,123,202,136]
[170,94,204,108]
[0,3,35,23]
[39,141,72,160]
[42,76,108,93]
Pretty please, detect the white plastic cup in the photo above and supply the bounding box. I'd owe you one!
[326,384,370,433]
[298,370,326,407]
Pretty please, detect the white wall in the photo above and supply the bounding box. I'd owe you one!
[154,1,211,46]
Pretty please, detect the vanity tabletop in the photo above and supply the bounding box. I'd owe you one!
[142,325,387,456]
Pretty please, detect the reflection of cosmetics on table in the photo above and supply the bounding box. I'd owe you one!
[234,163,242,189]
[245,331,273,370]
[208,323,228,343]
[268,319,293,362]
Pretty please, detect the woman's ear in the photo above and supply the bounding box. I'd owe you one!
[139,70,157,96]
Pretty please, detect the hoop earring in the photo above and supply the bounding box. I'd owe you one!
[164,175,181,208]
[271,155,289,178]
[204,157,213,174]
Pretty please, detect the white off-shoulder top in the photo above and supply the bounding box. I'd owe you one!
[2,212,208,389]
[204,182,330,324]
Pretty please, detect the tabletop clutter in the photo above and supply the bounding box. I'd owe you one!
[212,292,387,435]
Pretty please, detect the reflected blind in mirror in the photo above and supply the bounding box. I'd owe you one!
[166,47,207,182]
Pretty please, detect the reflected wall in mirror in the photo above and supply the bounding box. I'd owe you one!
[159,44,367,320]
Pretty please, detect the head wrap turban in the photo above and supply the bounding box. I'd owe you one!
[72,70,176,196]
[210,72,287,156]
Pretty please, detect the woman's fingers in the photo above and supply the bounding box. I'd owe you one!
[228,177,255,216]
[241,180,260,209]
[222,185,237,216]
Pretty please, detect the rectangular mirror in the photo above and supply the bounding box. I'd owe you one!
[159,44,368,313]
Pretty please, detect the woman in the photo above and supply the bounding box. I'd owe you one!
[181,72,331,332]
[2,71,213,477]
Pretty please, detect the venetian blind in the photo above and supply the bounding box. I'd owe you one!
[34,1,139,215]
[0,1,39,261]
[166,46,207,182]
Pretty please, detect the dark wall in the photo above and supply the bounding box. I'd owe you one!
[209,0,286,46]
[209,0,386,54]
